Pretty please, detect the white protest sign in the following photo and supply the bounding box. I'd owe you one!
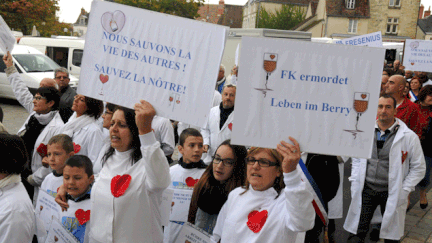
[0,16,16,53]
[403,40,432,72]
[35,189,62,236]
[232,37,384,159]
[79,0,228,127]
[169,189,193,222]
[161,188,174,227]
[174,222,216,243]
[334,31,382,47]
[44,219,79,243]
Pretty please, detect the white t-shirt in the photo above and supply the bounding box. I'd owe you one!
[41,173,64,198]
[60,198,91,243]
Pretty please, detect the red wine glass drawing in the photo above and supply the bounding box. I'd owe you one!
[255,53,278,97]
[344,92,369,139]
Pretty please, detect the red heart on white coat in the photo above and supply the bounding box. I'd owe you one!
[228,123,233,131]
[111,174,132,197]
[185,177,199,187]
[75,209,91,225]
[247,210,268,233]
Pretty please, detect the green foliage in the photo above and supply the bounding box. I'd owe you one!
[115,0,204,19]
[256,4,306,30]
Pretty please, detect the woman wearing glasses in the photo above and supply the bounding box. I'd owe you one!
[212,137,315,243]
[188,139,247,234]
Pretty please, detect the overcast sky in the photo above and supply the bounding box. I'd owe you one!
[57,0,432,23]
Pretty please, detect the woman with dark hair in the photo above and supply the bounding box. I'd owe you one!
[415,85,432,209]
[409,77,422,102]
[188,139,247,234]
[212,138,315,242]
[57,94,104,163]
[0,133,35,242]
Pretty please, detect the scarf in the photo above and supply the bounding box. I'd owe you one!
[0,174,21,189]
[178,157,207,169]
[215,77,226,91]
[34,110,57,125]
[66,186,92,203]
[197,176,228,215]
[58,112,95,137]
[219,103,234,129]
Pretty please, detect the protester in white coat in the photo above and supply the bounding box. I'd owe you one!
[0,134,35,243]
[201,85,236,164]
[213,138,315,243]
[344,96,425,242]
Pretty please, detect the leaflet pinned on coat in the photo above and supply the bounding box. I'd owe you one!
[174,222,216,243]
[35,189,62,236]
[78,0,228,127]
[232,37,384,159]
[403,40,432,72]
[0,16,16,53]
[44,219,79,243]
[169,189,193,222]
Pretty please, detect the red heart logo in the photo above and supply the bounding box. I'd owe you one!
[402,151,408,164]
[247,210,268,233]
[169,97,173,102]
[100,74,109,84]
[73,142,81,153]
[185,177,199,187]
[111,174,132,197]
[176,100,180,104]
[75,209,91,225]
[411,63,415,65]
[228,123,233,131]
[361,94,367,99]
[270,54,275,60]
[36,143,48,157]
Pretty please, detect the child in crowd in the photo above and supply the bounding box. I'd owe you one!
[164,128,207,242]
[41,134,74,197]
[60,155,94,243]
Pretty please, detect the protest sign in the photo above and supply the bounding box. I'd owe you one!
[232,37,384,159]
[0,16,16,53]
[161,188,174,227]
[35,189,62,236]
[334,31,382,47]
[403,40,432,72]
[169,189,193,222]
[78,0,227,127]
[44,219,79,243]
[174,222,215,243]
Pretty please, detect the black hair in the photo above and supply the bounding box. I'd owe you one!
[84,96,104,119]
[179,128,202,146]
[65,155,93,177]
[0,134,29,175]
[106,103,117,112]
[36,86,61,111]
[380,94,397,108]
[418,85,432,103]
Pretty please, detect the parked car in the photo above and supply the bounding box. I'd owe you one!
[0,45,78,99]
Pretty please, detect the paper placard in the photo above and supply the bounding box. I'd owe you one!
[169,189,193,222]
[78,0,228,127]
[35,189,62,236]
[0,16,16,53]
[44,219,79,243]
[232,37,384,159]
[174,222,216,243]
[403,40,432,72]
[334,31,382,47]
[161,188,174,227]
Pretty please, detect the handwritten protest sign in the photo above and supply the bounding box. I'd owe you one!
[0,16,16,53]
[161,188,174,227]
[334,31,382,47]
[169,189,193,222]
[44,219,79,243]
[78,0,227,127]
[35,189,62,236]
[174,222,215,243]
[403,40,432,72]
[232,37,384,159]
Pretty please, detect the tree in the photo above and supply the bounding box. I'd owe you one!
[115,0,204,19]
[256,4,306,30]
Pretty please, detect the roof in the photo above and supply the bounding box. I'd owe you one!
[326,0,370,18]
[197,4,222,24]
[217,5,243,28]
[74,8,90,26]
[418,15,432,33]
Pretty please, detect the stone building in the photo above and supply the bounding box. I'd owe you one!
[196,0,243,28]
[73,8,89,37]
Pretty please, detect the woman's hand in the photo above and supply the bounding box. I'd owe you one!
[54,184,69,212]
[134,100,156,135]
[41,156,49,168]
[2,52,13,68]
[276,137,301,173]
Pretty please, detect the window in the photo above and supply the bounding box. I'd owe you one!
[386,18,398,34]
[348,19,358,33]
[346,0,355,9]
[72,49,83,67]
[389,0,401,7]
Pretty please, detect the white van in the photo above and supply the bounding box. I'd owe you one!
[0,45,79,99]
[19,37,84,77]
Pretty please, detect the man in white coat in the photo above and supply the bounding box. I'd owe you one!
[344,95,425,242]
[201,84,236,164]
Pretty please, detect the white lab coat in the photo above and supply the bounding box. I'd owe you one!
[343,119,425,240]
[152,116,175,156]
[0,182,35,243]
[66,122,105,164]
[201,106,234,163]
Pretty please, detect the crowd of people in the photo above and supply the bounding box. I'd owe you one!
[0,49,431,243]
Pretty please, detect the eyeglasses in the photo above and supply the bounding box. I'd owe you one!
[213,156,235,167]
[245,157,279,167]
[104,111,114,115]
[34,96,46,101]
[55,76,69,80]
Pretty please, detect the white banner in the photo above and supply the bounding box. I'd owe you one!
[78,0,227,127]
[174,222,215,243]
[169,189,193,222]
[334,31,382,47]
[403,40,432,72]
[44,219,79,243]
[232,37,384,159]
[35,189,62,237]
[0,16,15,53]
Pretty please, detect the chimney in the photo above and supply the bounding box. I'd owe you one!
[419,4,424,19]
[425,6,431,18]
[81,8,86,15]
[218,0,225,15]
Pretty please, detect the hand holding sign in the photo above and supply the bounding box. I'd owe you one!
[0,16,16,53]
[2,51,13,68]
